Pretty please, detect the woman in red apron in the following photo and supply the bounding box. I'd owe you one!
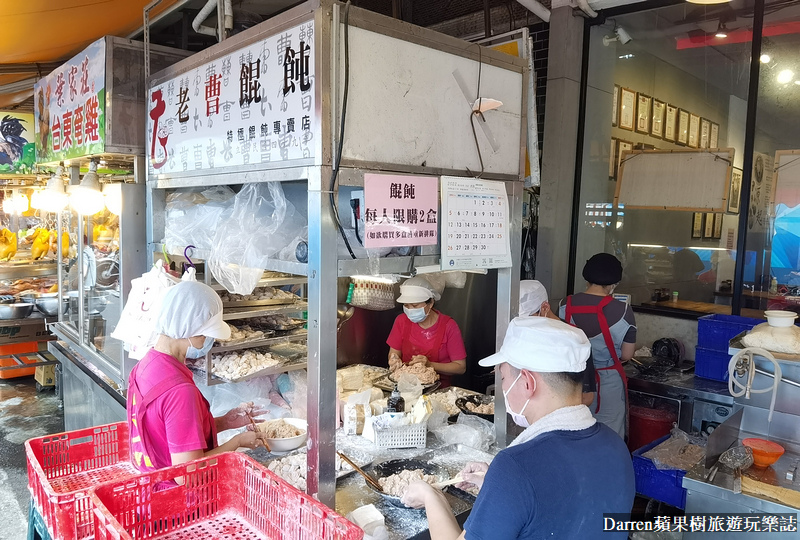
[127,281,269,475]
[560,253,636,440]
[386,276,467,388]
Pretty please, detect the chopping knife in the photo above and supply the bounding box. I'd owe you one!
[706,408,743,470]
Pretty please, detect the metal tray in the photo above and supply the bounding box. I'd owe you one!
[373,374,441,394]
[367,458,450,508]
[221,298,298,308]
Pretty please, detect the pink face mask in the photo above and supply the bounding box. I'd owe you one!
[503,372,533,428]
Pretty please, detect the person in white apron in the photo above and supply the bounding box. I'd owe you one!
[560,253,636,440]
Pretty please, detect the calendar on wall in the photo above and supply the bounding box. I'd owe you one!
[441,176,512,270]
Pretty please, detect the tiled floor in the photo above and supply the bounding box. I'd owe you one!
[0,377,63,540]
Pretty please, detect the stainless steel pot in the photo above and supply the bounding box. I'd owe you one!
[0,303,34,320]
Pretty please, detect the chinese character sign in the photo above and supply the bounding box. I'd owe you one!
[0,112,35,174]
[34,39,106,163]
[364,174,439,249]
[147,21,315,175]
[441,176,512,270]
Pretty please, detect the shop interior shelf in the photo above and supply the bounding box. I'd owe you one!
[211,330,307,353]
[337,254,440,277]
[222,302,308,321]
[209,275,308,289]
[193,358,308,386]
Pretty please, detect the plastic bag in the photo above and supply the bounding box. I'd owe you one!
[110,260,196,359]
[443,271,468,289]
[164,186,235,253]
[431,413,495,452]
[208,183,305,295]
[397,373,423,404]
[642,426,706,471]
[276,370,308,420]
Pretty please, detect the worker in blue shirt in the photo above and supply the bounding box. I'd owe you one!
[402,317,635,540]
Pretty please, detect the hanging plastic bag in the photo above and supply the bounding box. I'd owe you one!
[110,260,197,359]
[164,186,235,253]
[208,183,305,295]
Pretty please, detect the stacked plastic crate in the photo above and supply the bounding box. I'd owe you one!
[695,315,762,381]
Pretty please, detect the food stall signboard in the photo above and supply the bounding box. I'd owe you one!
[0,112,35,174]
[441,176,512,270]
[363,173,439,248]
[34,38,106,163]
[147,21,315,174]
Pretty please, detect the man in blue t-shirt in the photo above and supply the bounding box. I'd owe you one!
[402,317,635,540]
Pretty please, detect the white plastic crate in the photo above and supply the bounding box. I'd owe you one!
[363,418,427,449]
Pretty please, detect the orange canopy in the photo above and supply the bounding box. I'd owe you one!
[0,0,181,106]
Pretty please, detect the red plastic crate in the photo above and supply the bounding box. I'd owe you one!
[91,452,363,540]
[25,422,138,540]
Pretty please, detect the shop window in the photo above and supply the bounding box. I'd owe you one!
[575,1,755,315]
[742,0,800,315]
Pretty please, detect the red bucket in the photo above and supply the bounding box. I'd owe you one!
[628,406,677,452]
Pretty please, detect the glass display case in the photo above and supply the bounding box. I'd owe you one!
[53,182,146,388]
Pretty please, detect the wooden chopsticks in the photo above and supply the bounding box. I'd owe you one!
[337,451,383,492]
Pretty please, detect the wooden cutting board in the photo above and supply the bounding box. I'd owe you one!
[742,476,800,509]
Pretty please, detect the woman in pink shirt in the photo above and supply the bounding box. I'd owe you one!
[127,281,269,474]
[386,276,467,388]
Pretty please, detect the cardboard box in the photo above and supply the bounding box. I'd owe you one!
[35,364,56,386]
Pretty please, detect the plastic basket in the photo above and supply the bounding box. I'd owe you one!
[365,420,427,449]
[25,422,137,540]
[90,452,363,540]
[632,435,687,510]
[695,346,731,382]
[697,314,762,351]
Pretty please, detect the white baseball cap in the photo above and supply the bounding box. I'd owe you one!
[519,280,548,315]
[479,317,590,373]
[155,281,231,340]
[396,275,441,304]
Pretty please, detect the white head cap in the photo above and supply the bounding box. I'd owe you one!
[396,275,441,304]
[155,281,231,340]
[479,317,590,373]
[519,280,548,315]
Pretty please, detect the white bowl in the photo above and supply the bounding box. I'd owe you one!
[764,310,798,328]
[257,418,308,453]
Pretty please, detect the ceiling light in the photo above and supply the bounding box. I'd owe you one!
[103,183,122,216]
[715,23,728,38]
[34,167,69,212]
[686,0,732,5]
[777,69,794,84]
[70,160,105,215]
[760,54,771,63]
[619,54,635,60]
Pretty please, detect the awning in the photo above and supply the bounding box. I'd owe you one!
[0,0,182,108]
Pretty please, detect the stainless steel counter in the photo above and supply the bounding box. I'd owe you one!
[253,431,496,540]
[625,364,734,405]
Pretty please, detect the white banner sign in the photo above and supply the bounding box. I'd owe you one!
[441,176,512,270]
[147,21,315,174]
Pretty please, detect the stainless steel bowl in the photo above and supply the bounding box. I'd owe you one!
[0,303,34,320]
[68,291,109,315]
[34,296,64,317]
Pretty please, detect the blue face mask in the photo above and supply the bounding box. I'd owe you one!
[404,306,427,324]
[186,336,214,359]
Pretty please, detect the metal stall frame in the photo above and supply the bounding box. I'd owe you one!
[145,0,527,507]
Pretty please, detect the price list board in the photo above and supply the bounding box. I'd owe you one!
[441,176,512,270]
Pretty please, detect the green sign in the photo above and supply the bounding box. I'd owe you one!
[34,38,106,164]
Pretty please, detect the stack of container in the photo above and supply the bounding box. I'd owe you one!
[695,314,762,381]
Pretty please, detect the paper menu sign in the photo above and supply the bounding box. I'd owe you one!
[363,173,439,248]
[441,176,512,270]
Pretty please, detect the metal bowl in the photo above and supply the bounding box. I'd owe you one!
[0,302,34,320]
[34,296,65,317]
[367,458,449,508]
[68,291,109,315]
[455,395,495,422]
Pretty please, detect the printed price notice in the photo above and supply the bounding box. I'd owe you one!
[441,176,512,270]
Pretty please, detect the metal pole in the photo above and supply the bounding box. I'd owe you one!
[305,165,338,507]
[143,0,163,79]
[732,0,765,315]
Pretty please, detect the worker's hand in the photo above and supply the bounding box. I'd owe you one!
[236,431,270,452]
[408,355,429,367]
[458,461,489,489]
[389,354,403,372]
[401,480,438,509]
[220,402,268,431]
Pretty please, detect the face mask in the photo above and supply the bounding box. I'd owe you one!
[404,306,427,324]
[186,336,214,359]
[503,372,532,428]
